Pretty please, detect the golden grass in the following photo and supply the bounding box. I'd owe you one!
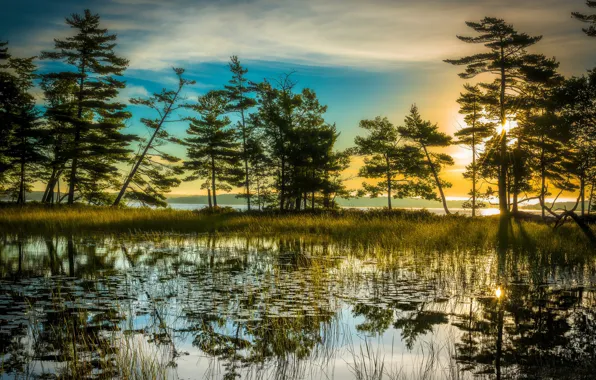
[0,205,593,254]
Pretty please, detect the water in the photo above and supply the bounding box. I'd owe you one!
[166,203,506,216]
[0,234,594,379]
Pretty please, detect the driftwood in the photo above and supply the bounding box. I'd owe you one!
[535,196,596,248]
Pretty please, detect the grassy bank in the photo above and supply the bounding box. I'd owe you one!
[0,205,593,253]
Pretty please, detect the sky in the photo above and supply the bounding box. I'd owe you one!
[2,0,596,198]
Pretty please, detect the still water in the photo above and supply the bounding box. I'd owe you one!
[0,234,594,379]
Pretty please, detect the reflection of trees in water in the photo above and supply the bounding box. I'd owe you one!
[1,233,596,379]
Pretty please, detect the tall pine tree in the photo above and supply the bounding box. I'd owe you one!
[455,84,496,216]
[184,90,243,207]
[398,105,454,215]
[41,9,135,204]
[445,17,542,215]
[113,68,194,207]
[224,56,256,210]
[353,116,434,210]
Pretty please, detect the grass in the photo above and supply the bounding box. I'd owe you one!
[0,205,594,254]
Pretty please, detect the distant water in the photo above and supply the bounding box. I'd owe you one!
[166,203,508,216]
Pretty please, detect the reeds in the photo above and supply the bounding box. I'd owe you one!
[0,205,593,254]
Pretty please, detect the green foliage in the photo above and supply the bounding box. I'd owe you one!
[117,68,194,207]
[354,116,436,209]
[224,56,257,209]
[40,9,135,205]
[0,44,45,204]
[185,90,243,207]
[398,105,454,213]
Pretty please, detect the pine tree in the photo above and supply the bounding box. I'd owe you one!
[251,76,301,210]
[41,9,135,204]
[113,68,194,207]
[556,72,596,217]
[455,84,496,216]
[398,105,454,215]
[0,40,8,60]
[445,17,542,215]
[0,45,45,205]
[572,1,596,37]
[224,56,256,210]
[184,90,243,207]
[39,75,77,204]
[353,116,435,210]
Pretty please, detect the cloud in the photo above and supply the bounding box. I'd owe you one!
[78,0,593,72]
[116,84,149,104]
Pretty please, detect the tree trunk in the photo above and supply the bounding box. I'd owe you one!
[280,156,285,211]
[512,137,521,213]
[240,109,251,211]
[211,157,217,207]
[422,146,450,215]
[498,43,508,216]
[471,111,477,217]
[386,155,392,210]
[207,188,212,210]
[17,152,25,205]
[68,60,86,205]
[540,140,546,220]
[580,172,585,217]
[588,180,594,215]
[113,84,183,207]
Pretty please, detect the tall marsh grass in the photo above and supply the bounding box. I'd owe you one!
[0,205,593,253]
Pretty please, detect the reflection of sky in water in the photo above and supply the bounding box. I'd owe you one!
[0,235,595,379]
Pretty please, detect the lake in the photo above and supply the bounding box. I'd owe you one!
[0,233,594,379]
[167,203,506,216]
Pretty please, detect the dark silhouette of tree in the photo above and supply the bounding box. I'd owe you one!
[354,116,435,209]
[41,9,135,204]
[39,76,77,204]
[113,68,194,207]
[514,57,566,218]
[572,1,596,37]
[185,90,243,208]
[555,72,596,217]
[0,46,44,204]
[445,17,542,215]
[224,56,257,210]
[455,84,496,216]
[398,105,454,215]
[0,40,8,60]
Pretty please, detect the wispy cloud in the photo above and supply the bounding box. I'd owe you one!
[87,0,593,72]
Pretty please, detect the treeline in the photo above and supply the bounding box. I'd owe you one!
[0,7,595,217]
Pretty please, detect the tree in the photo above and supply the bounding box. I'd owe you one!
[41,9,135,204]
[555,72,596,217]
[572,1,596,37]
[455,84,495,216]
[224,56,257,210]
[353,116,435,210]
[184,90,243,207]
[0,40,8,60]
[0,54,45,205]
[113,68,194,207]
[39,75,77,204]
[251,75,300,210]
[398,105,454,215]
[445,17,542,215]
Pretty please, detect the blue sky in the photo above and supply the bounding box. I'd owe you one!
[2,0,596,196]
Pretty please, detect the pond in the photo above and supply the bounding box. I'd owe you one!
[0,231,595,379]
